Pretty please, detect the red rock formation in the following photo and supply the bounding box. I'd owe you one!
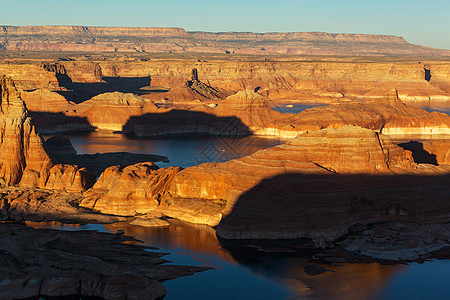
[266,90,450,138]
[40,165,95,193]
[166,126,416,225]
[21,88,74,113]
[82,126,421,234]
[1,26,449,56]
[66,92,159,131]
[0,64,61,90]
[214,90,282,132]
[0,76,53,186]
[62,61,103,83]
[0,76,92,192]
[81,163,181,216]
[422,140,450,164]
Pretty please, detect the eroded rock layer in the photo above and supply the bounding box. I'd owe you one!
[1,26,449,56]
[81,163,182,216]
[266,90,450,138]
[77,125,448,248]
[65,92,159,131]
[0,223,207,300]
[0,76,92,192]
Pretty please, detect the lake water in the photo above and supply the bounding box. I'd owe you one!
[272,102,450,116]
[61,132,284,168]
[271,103,326,114]
[27,221,450,300]
[409,100,450,115]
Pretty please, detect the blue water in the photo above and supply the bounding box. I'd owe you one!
[62,132,283,168]
[271,103,325,114]
[27,222,450,300]
[414,103,450,115]
[371,260,450,300]
[272,102,450,116]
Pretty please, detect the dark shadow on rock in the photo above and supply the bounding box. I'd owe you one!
[29,111,95,134]
[217,172,450,243]
[123,109,252,137]
[398,141,438,165]
[44,135,168,177]
[56,76,152,103]
[424,68,431,82]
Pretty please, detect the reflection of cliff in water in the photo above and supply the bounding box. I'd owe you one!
[104,221,403,300]
[28,221,444,299]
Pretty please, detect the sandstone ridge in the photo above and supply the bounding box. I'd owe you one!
[1,26,449,56]
[0,76,93,192]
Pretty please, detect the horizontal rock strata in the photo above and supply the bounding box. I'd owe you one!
[0,76,93,192]
[1,26,450,56]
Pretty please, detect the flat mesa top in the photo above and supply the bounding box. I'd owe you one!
[0,25,449,56]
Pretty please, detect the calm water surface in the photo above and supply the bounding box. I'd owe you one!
[61,132,284,168]
[272,101,450,116]
[271,103,325,114]
[27,221,450,300]
[410,100,450,115]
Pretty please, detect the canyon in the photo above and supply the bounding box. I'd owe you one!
[0,32,449,298]
[1,26,450,56]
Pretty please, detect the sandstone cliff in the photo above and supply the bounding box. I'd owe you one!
[81,163,181,216]
[266,90,450,138]
[81,126,434,245]
[21,88,74,113]
[0,76,92,192]
[1,26,449,56]
[66,92,159,131]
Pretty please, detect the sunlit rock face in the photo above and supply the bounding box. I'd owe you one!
[167,126,415,225]
[421,140,450,164]
[80,163,182,216]
[161,125,448,244]
[21,88,74,113]
[65,92,159,131]
[84,125,433,243]
[1,26,450,56]
[0,76,92,192]
[213,90,282,132]
[0,75,53,186]
[266,90,450,138]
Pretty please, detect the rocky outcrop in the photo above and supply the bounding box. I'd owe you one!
[1,26,449,56]
[66,92,159,131]
[0,187,129,223]
[0,76,53,186]
[21,88,74,112]
[0,76,93,192]
[214,90,282,132]
[44,135,77,156]
[266,90,450,138]
[421,140,450,164]
[0,64,61,90]
[81,163,181,216]
[2,54,450,108]
[166,126,416,226]
[0,222,208,300]
[81,126,445,244]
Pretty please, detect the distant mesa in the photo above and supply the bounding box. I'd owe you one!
[1,25,449,56]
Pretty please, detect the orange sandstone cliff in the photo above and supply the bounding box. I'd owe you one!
[0,76,93,191]
[79,125,449,246]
